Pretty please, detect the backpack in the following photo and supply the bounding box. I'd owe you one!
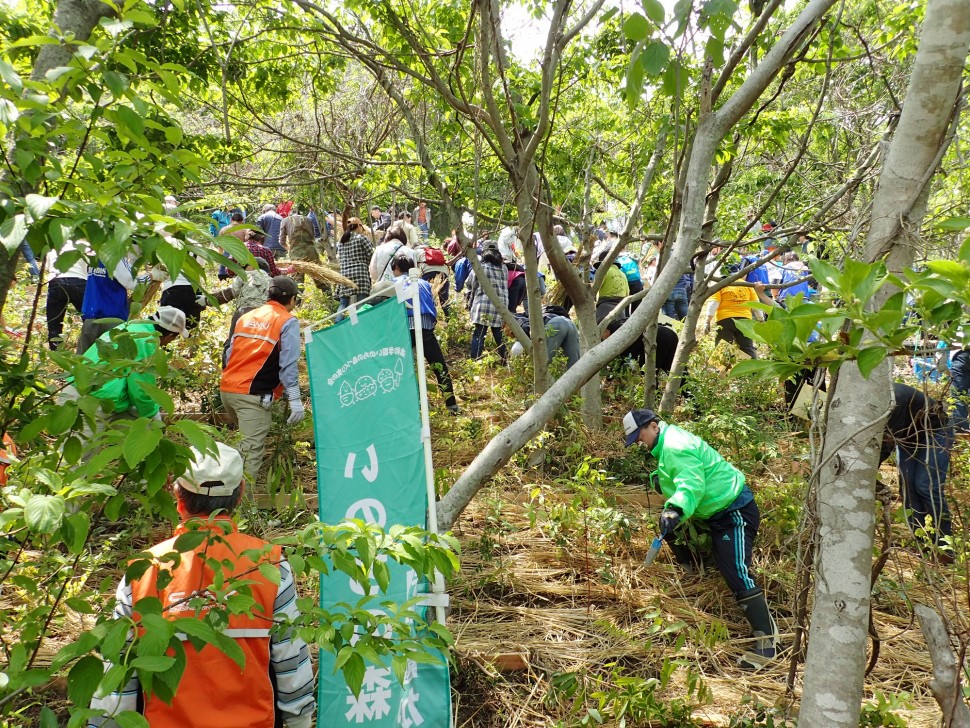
[616,254,641,283]
[423,247,446,266]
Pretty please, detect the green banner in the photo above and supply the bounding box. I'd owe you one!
[306,299,451,727]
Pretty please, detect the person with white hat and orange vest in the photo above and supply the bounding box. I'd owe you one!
[220,277,305,483]
[88,441,315,727]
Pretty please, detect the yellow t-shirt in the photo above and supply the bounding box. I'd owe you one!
[712,285,757,321]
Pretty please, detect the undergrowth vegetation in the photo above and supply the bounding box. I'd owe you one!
[0,271,960,728]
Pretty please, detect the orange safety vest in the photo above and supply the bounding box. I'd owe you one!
[0,433,17,486]
[129,517,282,728]
[220,301,294,396]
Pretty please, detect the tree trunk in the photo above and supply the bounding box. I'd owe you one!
[31,0,115,83]
[0,0,115,313]
[436,0,840,530]
[515,166,551,394]
[798,360,889,726]
[799,1,970,723]
[915,604,970,727]
[574,298,602,427]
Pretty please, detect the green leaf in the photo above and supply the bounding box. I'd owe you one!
[103,71,130,98]
[661,59,689,97]
[808,258,842,291]
[0,214,27,252]
[172,616,216,644]
[136,614,174,657]
[116,105,145,138]
[730,359,799,379]
[173,529,208,552]
[643,0,665,24]
[156,243,187,284]
[25,494,66,534]
[62,511,91,554]
[65,596,97,616]
[258,562,282,586]
[625,44,645,107]
[40,706,58,728]
[123,418,163,468]
[68,655,105,707]
[170,419,213,454]
[209,630,246,670]
[216,235,253,269]
[340,652,366,697]
[132,655,176,672]
[856,346,886,379]
[622,13,649,41]
[372,559,390,593]
[935,216,970,232]
[640,40,670,76]
[0,60,23,93]
[112,712,150,728]
[600,7,619,22]
[25,194,59,220]
[49,400,79,436]
[924,259,968,280]
[132,380,174,415]
[0,99,19,127]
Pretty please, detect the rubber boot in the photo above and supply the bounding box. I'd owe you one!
[736,588,778,670]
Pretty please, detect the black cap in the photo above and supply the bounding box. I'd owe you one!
[269,275,299,299]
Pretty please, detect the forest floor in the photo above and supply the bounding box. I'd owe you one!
[428,360,966,727]
[5,277,967,727]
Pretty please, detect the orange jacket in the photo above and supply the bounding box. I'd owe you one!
[129,517,281,728]
[221,301,294,396]
[0,433,17,486]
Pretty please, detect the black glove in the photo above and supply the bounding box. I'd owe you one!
[659,507,682,535]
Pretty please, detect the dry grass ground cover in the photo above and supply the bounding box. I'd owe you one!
[2,274,967,727]
[432,359,970,727]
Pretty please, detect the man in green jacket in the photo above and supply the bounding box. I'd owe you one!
[62,306,188,432]
[623,408,779,669]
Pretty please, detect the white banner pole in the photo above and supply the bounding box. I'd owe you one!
[407,270,448,625]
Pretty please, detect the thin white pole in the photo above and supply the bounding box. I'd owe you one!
[408,269,447,625]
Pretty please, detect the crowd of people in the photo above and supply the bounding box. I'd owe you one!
[3,195,964,722]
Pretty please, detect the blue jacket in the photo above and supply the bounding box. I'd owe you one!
[742,255,770,286]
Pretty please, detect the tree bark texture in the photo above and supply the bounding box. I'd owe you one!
[30,0,115,83]
[799,1,970,724]
[915,604,970,727]
[798,361,889,726]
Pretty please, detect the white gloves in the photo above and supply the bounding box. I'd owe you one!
[287,399,305,425]
[152,411,164,422]
[195,294,208,308]
[149,264,169,282]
